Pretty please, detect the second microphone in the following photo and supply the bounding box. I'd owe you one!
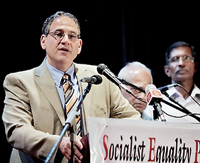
[80,75,102,84]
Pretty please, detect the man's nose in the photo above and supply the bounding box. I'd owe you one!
[177,57,185,66]
[137,92,146,101]
[61,34,70,44]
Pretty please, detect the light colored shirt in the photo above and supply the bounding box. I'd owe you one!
[161,84,200,123]
[142,105,154,120]
[141,109,154,121]
[45,58,79,109]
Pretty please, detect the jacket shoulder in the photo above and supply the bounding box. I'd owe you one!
[74,63,99,75]
[75,63,97,71]
[3,69,35,86]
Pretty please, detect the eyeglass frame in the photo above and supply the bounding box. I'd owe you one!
[47,30,81,42]
[119,78,145,94]
[118,78,147,103]
[168,55,195,64]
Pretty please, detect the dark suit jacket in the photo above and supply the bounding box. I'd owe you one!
[2,60,141,162]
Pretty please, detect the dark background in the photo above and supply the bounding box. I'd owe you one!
[1,1,200,161]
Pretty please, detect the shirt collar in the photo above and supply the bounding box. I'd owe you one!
[167,84,200,99]
[191,85,200,99]
[45,58,76,87]
[166,86,178,97]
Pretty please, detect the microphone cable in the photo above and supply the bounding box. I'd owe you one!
[161,83,200,121]
[175,84,200,107]
[162,109,200,119]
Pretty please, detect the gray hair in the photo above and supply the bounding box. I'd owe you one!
[118,61,153,82]
[42,11,81,36]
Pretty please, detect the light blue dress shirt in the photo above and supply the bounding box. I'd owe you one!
[45,58,79,109]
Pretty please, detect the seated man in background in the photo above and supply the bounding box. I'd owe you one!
[162,41,200,123]
[118,61,154,120]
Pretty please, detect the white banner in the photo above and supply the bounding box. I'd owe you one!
[88,117,200,163]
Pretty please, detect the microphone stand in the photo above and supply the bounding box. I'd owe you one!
[44,83,92,163]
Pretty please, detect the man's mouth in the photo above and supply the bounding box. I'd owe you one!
[176,69,189,74]
[133,103,145,108]
[59,47,69,52]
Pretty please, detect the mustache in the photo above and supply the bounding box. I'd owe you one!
[175,67,190,74]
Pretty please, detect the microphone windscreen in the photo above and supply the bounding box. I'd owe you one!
[145,84,157,93]
[97,64,107,74]
[145,84,162,104]
[92,75,102,84]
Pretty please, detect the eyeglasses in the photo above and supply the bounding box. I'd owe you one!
[48,30,80,42]
[119,78,147,103]
[119,78,145,95]
[169,55,194,64]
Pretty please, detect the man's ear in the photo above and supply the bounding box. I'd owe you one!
[40,34,47,50]
[164,65,171,77]
[77,39,83,55]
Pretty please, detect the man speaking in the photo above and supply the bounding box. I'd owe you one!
[2,11,141,163]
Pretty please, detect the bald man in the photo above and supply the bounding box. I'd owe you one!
[118,62,153,120]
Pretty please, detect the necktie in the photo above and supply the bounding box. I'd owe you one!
[62,74,81,136]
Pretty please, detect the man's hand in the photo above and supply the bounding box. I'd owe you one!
[59,135,83,163]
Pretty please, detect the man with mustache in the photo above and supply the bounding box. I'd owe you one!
[162,41,200,123]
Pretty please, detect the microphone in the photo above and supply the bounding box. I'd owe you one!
[145,84,166,121]
[145,84,162,105]
[158,84,179,92]
[97,64,122,87]
[97,63,147,103]
[97,63,144,100]
[80,75,102,84]
[97,64,130,91]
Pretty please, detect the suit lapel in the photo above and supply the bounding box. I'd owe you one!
[74,64,91,134]
[34,60,65,126]
[74,63,88,92]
